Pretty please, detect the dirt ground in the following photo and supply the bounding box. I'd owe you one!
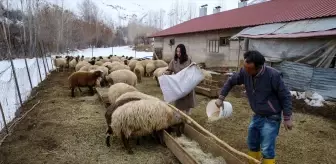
[1,72,335,164]
[0,71,178,164]
[138,77,336,164]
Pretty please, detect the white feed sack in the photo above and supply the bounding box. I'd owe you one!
[159,63,204,103]
[175,135,227,164]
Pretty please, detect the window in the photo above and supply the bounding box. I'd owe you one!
[208,40,219,53]
[169,39,175,46]
[219,37,230,46]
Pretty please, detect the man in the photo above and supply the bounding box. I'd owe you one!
[215,50,293,164]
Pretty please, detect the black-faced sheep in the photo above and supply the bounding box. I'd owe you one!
[110,99,183,154]
[106,69,137,86]
[68,70,102,97]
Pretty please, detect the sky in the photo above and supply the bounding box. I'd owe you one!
[8,0,264,29]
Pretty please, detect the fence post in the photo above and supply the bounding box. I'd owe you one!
[41,42,50,71]
[9,58,23,106]
[0,102,9,134]
[34,43,43,82]
[22,44,33,89]
[38,42,48,76]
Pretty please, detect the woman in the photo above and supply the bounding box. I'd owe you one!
[163,44,196,115]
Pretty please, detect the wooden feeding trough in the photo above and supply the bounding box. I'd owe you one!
[95,87,260,164]
[196,73,230,98]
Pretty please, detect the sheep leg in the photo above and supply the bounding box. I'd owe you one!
[88,86,94,96]
[71,88,75,97]
[121,132,133,154]
[105,126,113,147]
[157,130,165,147]
[155,76,159,86]
[136,137,140,145]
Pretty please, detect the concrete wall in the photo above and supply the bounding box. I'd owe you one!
[153,28,246,67]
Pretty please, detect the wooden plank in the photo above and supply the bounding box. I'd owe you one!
[163,131,199,164]
[95,87,110,106]
[184,124,245,164]
[195,86,219,98]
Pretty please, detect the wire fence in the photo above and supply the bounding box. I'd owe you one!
[0,56,54,133]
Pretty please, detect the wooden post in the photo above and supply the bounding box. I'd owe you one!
[0,102,9,134]
[24,58,33,89]
[41,42,50,71]
[237,38,241,71]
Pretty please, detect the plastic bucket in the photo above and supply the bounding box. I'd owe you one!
[206,99,233,121]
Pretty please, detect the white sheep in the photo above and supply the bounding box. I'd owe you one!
[107,83,138,107]
[54,58,67,72]
[75,61,90,71]
[128,59,138,71]
[95,61,104,66]
[153,67,168,86]
[109,62,131,73]
[201,69,212,85]
[110,99,183,154]
[106,69,137,86]
[154,60,168,68]
[69,57,79,71]
[134,63,145,83]
[110,56,121,62]
[145,62,155,77]
[105,91,160,147]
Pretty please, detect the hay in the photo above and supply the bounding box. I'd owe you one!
[175,135,227,164]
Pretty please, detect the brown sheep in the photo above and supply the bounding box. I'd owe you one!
[68,70,103,97]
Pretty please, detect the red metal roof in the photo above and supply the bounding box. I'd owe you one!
[152,0,336,37]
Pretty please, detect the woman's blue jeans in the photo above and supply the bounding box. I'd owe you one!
[247,114,281,159]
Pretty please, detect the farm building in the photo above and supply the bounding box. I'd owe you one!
[152,0,336,69]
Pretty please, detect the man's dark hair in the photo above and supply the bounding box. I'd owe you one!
[243,50,265,69]
[174,44,188,64]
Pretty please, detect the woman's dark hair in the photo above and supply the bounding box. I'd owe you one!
[243,50,265,69]
[174,44,188,64]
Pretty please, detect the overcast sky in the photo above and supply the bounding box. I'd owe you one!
[9,0,261,29]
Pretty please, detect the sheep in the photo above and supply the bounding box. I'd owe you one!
[139,59,151,68]
[153,67,168,86]
[110,56,121,62]
[92,66,109,87]
[54,58,67,72]
[105,91,160,147]
[154,60,168,68]
[145,62,156,77]
[106,69,137,86]
[69,56,80,71]
[95,60,104,66]
[101,58,110,63]
[128,59,138,71]
[102,62,113,70]
[109,99,183,154]
[68,70,103,97]
[107,83,138,107]
[134,63,145,83]
[79,65,90,72]
[201,69,212,85]
[75,61,90,71]
[87,65,99,72]
[109,62,130,73]
[145,60,168,77]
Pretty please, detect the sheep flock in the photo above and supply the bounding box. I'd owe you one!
[53,54,213,154]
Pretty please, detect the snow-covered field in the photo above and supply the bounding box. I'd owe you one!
[59,46,153,59]
[0,46,152,131]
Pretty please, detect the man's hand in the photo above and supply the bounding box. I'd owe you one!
[215,99,223,108]
[284,119,293,130]
[215,95,225,108]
